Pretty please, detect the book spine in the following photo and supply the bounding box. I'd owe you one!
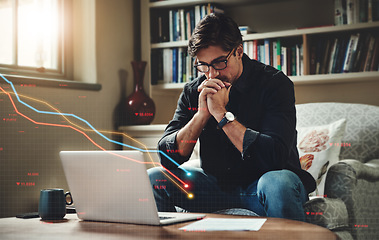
[163,48,173,83]
[334,37,347,73]
[368,0,373,21]
[264,39,271,66]
[179,9,185,41]
[321,39,331,74]
[186,53,191,82]
[178,48,183,83]
[342,33,360,72]
[253,40,258,60]
[364,36,376,71]
[272,40,277,68]
[169,10,173,42]
[201,5,206,19]
[248,41,254,60]
[190,9,195,34]
[172,48,178,83]
[257,45,262,62]
[328,38,339,74]
[291,46,297,76]
[335,0,346,25]
[347,0,356,24]
[298,45,303,76]
[276,39,281,70]
[282,46,287,75]
[243,42,248,56]
[175,10,180,41]
[286,46,291,76]
[186,11,191,40]
[194,5,201,24]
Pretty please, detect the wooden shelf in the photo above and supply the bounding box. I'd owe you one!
[151,21,379,49]
[149,0,266,8]
[151,40,188,49]
[291,71,379,85]
[243,21,379,41]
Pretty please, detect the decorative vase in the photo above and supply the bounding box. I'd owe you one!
[125,61,155,125]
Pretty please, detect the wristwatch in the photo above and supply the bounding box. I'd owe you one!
[218,112,235,129]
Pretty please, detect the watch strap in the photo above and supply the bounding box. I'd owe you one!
[217,116,229,129]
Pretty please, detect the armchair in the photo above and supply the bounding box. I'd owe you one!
[297,103,379,240]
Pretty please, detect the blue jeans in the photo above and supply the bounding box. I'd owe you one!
[147,166,309,221]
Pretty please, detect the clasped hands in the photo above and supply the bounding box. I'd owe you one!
[197,78,231,121]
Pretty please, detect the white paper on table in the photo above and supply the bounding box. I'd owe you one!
[179,218,267,231]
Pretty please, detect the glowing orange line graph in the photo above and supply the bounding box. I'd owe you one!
[0,86,190,194]
[0,77,191,196]
[0,75,188,173]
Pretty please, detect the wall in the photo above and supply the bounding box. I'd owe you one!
[0,0,135,218]
[295,81,379,106]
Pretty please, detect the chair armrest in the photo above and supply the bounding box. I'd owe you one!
[325,159,379,199]
[336,159,379,181]
[324,159,379,240]
[304,197,349,230]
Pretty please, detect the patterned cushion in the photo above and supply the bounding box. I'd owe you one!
[296,103,379,163]
[297,119,347,197]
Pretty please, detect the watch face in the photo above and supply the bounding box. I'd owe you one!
[225,112,235,121]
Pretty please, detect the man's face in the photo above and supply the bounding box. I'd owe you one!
[195,45,243,84]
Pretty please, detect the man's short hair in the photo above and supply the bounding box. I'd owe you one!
[188,13,242,57]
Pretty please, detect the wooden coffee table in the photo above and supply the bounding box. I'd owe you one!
[0,213,338,240]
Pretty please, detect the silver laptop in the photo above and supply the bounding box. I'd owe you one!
[59,150,205,225]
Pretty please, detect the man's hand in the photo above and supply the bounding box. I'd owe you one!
[206,86,231,121]
[196,78,229,121]
[198,78,231,93]
[196,87,216,121]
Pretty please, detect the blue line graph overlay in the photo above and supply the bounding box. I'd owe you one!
[0,74,190,175]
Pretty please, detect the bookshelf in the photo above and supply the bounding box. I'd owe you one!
[140,0,379,123]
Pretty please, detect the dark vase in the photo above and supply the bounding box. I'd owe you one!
[125,61,155,125]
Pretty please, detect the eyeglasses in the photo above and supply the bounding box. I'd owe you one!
[194,48,235,73]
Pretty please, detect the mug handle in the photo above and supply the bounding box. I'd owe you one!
[65,191,73,205]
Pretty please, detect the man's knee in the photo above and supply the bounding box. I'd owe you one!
[257,170,303,196]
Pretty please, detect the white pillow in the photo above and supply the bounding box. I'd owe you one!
[297,119,347,197]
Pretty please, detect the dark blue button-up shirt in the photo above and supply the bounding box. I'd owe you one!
[158,54,316,193]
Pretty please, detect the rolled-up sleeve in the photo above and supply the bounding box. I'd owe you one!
[242,128,260,158]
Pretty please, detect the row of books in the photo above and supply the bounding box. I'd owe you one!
[335,0,379,25]
[309,33,379,75]
[150,32,378,85]
[151,38,305,85]
[151,48,199,85]
[243,39,304,77]
[150,3,224,43]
